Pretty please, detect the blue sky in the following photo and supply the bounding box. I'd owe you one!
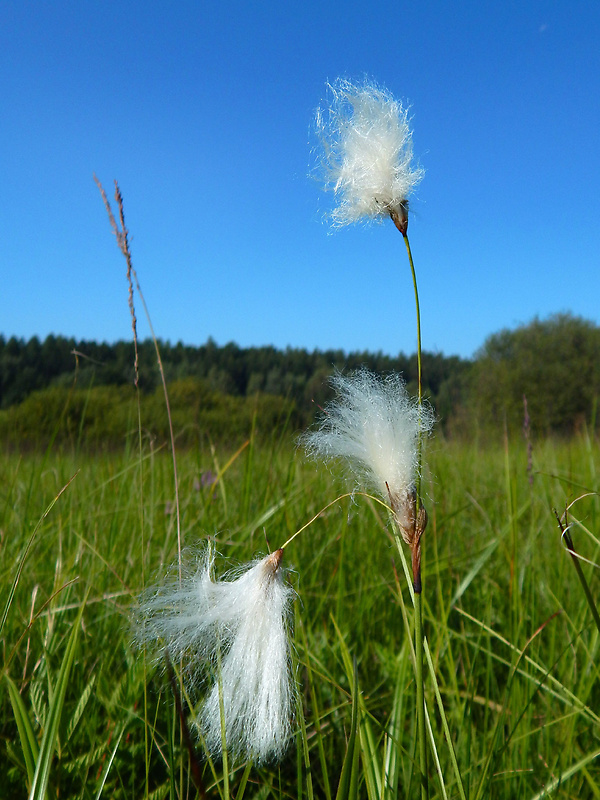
[2,1,599,359]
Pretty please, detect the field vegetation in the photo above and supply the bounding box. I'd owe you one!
[1,400,599,797]
[1,309,599,447]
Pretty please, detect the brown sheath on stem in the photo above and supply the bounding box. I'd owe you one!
[390,201,409,235]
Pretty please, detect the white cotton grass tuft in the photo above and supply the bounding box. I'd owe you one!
[314,77,424,229]
[302,370,434,535]
[135,545,296,765]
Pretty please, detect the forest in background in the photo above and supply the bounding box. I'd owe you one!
[0,312,598,447]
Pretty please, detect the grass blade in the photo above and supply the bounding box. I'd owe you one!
[528,747,600,800]
[335,656,360,800]
[332,615,381,799]
[381,652,408,800]
[0,474,77,639]
[93,724,126,800]
[28,592,87,800]
[5,674,39,788]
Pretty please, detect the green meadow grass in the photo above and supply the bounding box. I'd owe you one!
[1,428,599,798]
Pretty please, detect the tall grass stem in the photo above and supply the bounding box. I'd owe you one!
[94,176,183,577]
[402,233,422,407]
[557,511,600,637]
[400,228,428,797]
[414,590,428,800]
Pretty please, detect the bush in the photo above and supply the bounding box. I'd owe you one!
[0,379,299,450]
[468,313,600,436]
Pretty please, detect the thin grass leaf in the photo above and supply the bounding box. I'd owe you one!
[381,652,407,800]
[451,539,498,607]
[580,763,600,798]
[335,656,360,800]
[557,512,600,638]
[424,703,448,800]
[233,760,253,800]
[5,674,39,788]
[423,640,467,800]
[528,747,600,800]
[296,677,315,800]
[391,549,463,799]
[297,613,332,800]
[358,709,382,800]
[245,495,289,538]
[332,616,381,800]
[164,687,177,800]
[28,593,87,800]
[0,474,77,639]
[65,674,96,741]
[93,723,126,800]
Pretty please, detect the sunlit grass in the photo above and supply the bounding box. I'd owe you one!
[1,430,599,798]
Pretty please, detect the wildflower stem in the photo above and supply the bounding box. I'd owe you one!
[396,220,428,798]
[394,223,425,508]
[402,232,423,402]
[280,492,389,551]
[414,577,429,800]
[556,511,600,637]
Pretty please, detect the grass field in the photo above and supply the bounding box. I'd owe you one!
[1,425,599,799]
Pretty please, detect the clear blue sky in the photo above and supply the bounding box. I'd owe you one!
[2,1,599,359]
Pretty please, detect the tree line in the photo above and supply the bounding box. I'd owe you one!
[0,312,598,446]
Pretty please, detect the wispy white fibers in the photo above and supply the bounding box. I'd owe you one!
[302,370,434,537]
[314,77,424,227]
[136,546,295,764]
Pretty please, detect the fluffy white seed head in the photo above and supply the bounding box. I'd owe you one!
[200,549,295,763]
[302,370,434,513]
[135,546,296,765]
[314,77,424,227]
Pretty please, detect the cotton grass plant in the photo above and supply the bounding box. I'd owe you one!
[136,75,438,790]
[314,78,424,231]
[110,77,485,800]
[117,76,437,792]
[302,369,434,570]
[136,545,296,765]
[310,76,437,798]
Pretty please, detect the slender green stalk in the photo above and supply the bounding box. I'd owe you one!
[402,230,425,509]
[557,512,600,637]
[399,225,428,799]
[414,590,428,800]
[423,641,468,800]
[402,233,423,408]
[216,642,231,800]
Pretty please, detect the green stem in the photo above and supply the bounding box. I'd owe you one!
[403,230,425,508]
[414,586,429,800]
[561,524,600,637]
[403,233,423,405]
[401,227,428,799]
[390,213,430,795]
